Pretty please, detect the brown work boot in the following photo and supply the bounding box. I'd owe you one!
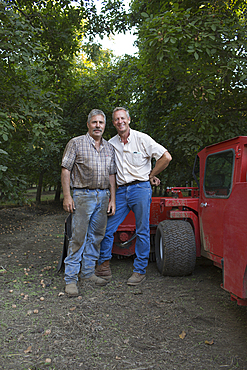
[83,274,108,286]
[95,260,112,281]
[127,272,146,286]
[65,283,78,297]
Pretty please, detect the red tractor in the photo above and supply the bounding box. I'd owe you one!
[111,136,247,306]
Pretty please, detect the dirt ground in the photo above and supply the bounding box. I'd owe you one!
[0,203,247,370]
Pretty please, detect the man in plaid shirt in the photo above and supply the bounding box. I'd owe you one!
[61,109,116,296]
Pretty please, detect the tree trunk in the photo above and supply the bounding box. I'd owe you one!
[55,181,61,202]
[36,172,44,203]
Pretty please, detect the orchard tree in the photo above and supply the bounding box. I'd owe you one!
[0,0,135,202]
[61,51,139,141]
[0,1,65,200]
[128,0,247,185]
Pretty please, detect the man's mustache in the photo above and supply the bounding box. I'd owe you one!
[93,128,102,132]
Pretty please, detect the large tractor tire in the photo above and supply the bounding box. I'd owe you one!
[155,220,196,276]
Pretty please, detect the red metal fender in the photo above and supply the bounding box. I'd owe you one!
[169,210,200,257]
[222,182,247,302]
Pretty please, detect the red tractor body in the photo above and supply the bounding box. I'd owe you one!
[111,136,247,306]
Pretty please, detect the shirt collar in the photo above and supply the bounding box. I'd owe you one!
[86,132,104,147]
[117,128,132,143]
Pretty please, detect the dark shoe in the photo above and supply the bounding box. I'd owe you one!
[95,260,112,281]
[127,272,146,286]
[83,274,108,286]
[65,283,78,296]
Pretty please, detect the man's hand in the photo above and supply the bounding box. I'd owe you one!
[108,174,116,216]
[149,176,161,186]
[63,195,75,213]
[107,199,116,216]
[61,168,75,213]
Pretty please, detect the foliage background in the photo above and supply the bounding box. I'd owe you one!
[1,0,246,201]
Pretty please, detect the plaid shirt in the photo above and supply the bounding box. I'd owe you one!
[61,133,116,189]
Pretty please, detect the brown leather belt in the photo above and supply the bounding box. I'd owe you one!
[73,187,107,190]
[118,180,144,187]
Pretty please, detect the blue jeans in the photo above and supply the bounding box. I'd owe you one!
[98,181,152,274]
[64,188,110,284]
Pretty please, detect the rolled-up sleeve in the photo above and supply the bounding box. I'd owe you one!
[108,145,117,175]
[61,139,77,171]
[141,136,167,161]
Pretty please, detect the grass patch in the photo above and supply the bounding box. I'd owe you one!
[0,188,62,207]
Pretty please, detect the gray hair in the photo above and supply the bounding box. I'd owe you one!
[112,107,130,120]
[87,109,106,124]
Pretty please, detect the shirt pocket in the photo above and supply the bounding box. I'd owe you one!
[76,153,93,177]
[131,151,144,166]
[105,155,112,169]
[125,151,147,167]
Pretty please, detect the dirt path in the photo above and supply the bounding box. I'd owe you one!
[0,204,247,370]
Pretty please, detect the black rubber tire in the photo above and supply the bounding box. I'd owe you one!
[155,220,196,276]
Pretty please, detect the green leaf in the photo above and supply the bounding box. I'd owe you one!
[0,165,8,172]
[194,52,199,60]
[0,149,8,155]
[158,53,164,61]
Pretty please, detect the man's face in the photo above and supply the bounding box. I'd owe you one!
[112,109,130,136]
[87,114,105,140]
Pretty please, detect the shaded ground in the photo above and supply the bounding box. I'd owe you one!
[0,204,247,370]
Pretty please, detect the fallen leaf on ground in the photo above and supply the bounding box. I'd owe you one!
[24,345,32,354]
[205,339,214,345]
[179,330,186,339]
[18,334,24,341]
[70,306,76,311]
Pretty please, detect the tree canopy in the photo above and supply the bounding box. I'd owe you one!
[127,0,247,184]
[1,0,247,202]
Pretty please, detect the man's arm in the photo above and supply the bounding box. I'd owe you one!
[149,151,172,186]
[107,174,116,216]
[61,167,75,213]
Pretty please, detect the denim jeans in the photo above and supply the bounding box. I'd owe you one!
[98,181,152,274]
[64,188,110,284]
